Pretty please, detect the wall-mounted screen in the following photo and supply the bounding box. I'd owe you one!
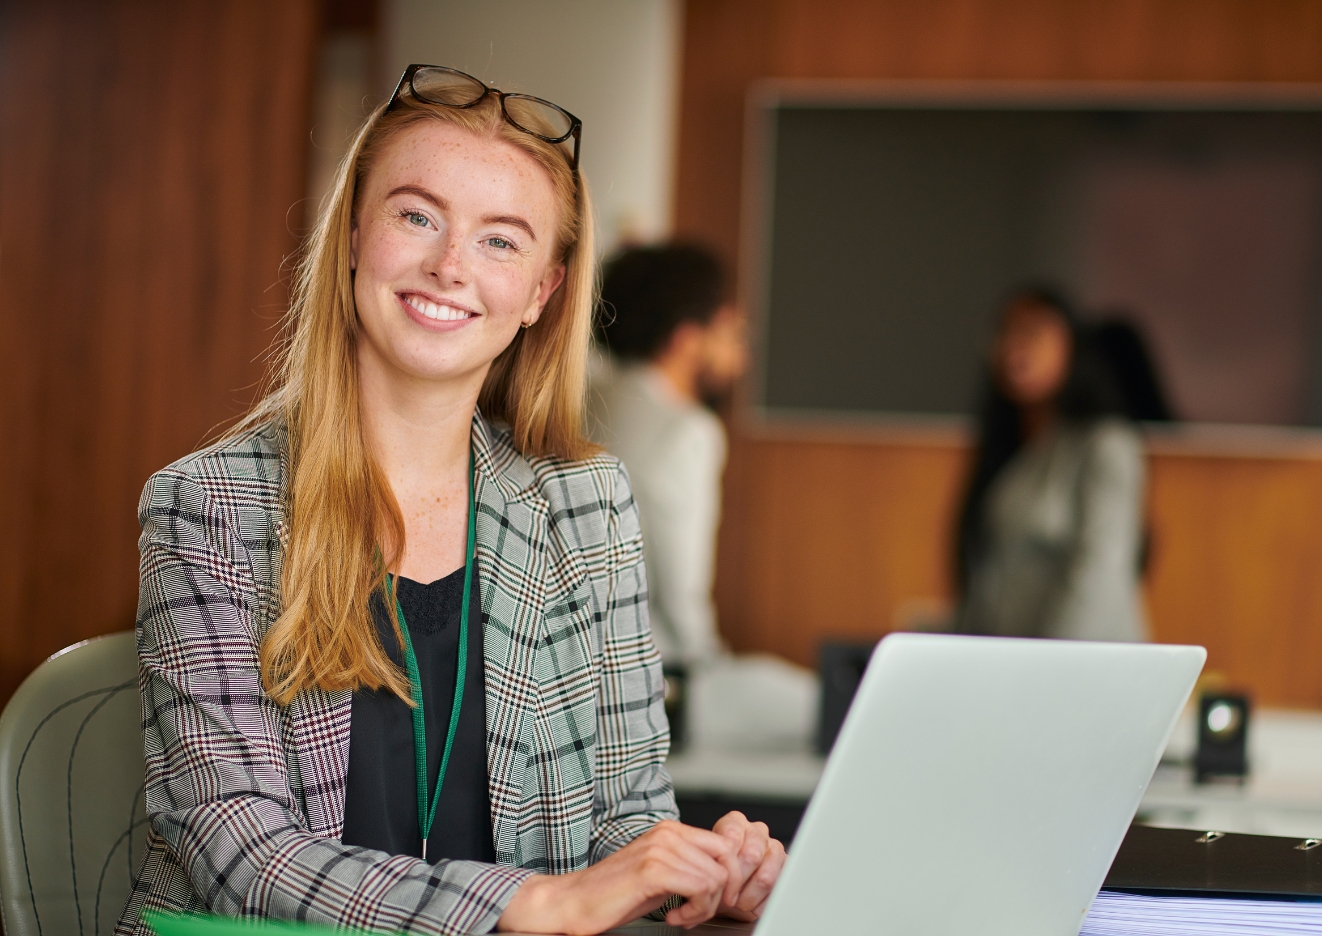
[748,84,1322,426]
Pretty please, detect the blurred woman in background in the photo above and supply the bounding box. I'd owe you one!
[954,288,1148,642]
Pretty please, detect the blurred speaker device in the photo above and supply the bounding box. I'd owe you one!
[662,664,688,752]
[1196,692,1250,783]
[816,640,877,755]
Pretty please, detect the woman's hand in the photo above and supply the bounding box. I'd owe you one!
[711,811,787,921]
[497,819,735,934]
[496,813,787,934]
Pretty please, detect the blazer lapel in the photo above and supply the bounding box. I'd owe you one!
[471,415,549,865]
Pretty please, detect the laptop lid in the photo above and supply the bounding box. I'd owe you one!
[755,633,1205,936]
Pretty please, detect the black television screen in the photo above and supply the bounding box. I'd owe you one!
[748,84,1322,427]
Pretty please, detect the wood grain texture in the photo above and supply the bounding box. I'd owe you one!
[681,0,1322,707]
[717,433,1322,709]
[1146,452,1322,706]
[0,1,318,705]
[716,431,964,668]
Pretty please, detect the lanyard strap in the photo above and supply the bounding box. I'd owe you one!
[388,449,476,861]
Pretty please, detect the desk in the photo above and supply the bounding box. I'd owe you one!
[605,921,753,935]
[667,708,1322,841]
[1140,707,1322,837]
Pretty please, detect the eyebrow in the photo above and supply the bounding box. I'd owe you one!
[484,214,537,242]
[388,184,448,209]
[387,184,538,243]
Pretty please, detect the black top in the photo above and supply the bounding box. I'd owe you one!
[341,565,495,864]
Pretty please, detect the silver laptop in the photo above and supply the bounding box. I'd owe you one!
[750,633,1205,936]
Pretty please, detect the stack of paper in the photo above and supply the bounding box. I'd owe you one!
[1081,889,1322,935]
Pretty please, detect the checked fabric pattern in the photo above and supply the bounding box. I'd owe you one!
[115,414,677,935]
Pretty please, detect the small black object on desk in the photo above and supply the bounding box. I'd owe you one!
[816,640,876,755]
[662,664,689,752]
[1195,693,1250,784]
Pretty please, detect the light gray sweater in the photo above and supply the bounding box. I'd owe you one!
[958,418,1149,642]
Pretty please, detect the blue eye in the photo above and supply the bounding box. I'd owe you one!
[405,211,428,227]
[487,236,513,249]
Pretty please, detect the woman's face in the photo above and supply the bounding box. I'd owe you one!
[350,119,565,390]
[994,299,1072,407]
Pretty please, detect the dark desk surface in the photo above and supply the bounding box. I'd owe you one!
[502,919,753,936]
[605,920,754,934]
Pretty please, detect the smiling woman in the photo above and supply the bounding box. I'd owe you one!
[115,67,784,936]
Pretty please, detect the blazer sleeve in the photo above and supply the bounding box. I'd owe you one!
[135,469,531,935]
[587,461,680,863]
[1046,423,1148,642]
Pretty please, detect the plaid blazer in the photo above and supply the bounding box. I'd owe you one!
[116,414,677,936]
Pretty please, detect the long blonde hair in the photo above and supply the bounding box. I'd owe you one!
[242,91,596,705]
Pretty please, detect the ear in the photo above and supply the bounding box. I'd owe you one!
[349,218,360,271]
[523,263,566,327]
[665,320,706,358]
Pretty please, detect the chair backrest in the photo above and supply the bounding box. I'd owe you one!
[0,632,145,936]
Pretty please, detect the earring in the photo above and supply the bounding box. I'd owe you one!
[521,321,532,329]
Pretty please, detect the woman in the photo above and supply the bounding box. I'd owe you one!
[953,288,1148,643]
[117,65,783,936]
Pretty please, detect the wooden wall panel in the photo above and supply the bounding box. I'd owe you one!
[717,431,964,667]
[1146,453,1322,707]
[0,1,318,705]
[719,435,1322,710]
[680,0,1322,707]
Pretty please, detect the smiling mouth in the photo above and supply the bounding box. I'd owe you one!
[401,293,476,322]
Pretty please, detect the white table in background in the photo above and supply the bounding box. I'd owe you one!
[666,708,1322,838]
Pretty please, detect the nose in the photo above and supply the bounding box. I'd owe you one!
[425,235,468,286]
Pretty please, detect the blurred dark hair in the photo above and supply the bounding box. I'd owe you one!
[954,286,1127,595]
[1092,316,1175,422]
[596,243,726,361]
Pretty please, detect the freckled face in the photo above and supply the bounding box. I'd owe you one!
[350,120,565,387]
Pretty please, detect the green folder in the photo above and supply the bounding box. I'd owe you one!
[144,911,375,935]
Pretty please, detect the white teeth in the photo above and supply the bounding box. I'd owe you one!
[405,295,472,321]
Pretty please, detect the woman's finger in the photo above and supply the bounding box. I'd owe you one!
[645,856,722,921]
[710,812,765,905]
[664,819,742,861]
[654,819,744,907]
[735,820,770,877]
[734,836,787,913]
[631,827,729,922]
[561,822,732,933]
[654,855,723,928]
[712,810,749,841]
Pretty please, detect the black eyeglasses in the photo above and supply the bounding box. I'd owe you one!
[387,64,582,171]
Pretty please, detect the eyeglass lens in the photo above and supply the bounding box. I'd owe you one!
[502,95,574,142]
[410,68,487,107]
[410,68,575,142]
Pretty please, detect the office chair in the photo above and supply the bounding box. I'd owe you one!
[0,632,146,936]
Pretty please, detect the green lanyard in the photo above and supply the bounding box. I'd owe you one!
[386,450,476,861]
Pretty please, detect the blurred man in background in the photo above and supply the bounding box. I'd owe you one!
[591,243,817,750]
